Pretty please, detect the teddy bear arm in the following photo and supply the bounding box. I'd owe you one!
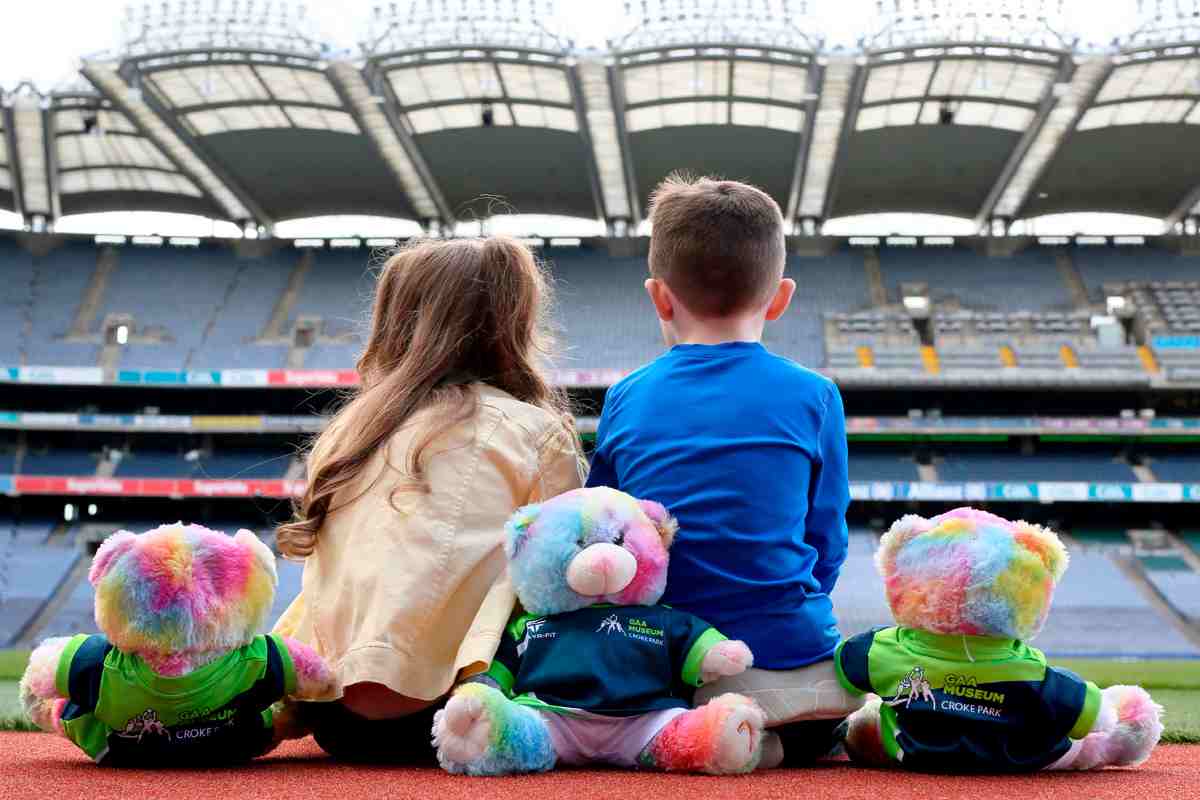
[699,640,754,684]
[280,637,339,701]
[20,637,73,734]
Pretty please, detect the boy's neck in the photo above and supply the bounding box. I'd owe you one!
[669,315,765,346]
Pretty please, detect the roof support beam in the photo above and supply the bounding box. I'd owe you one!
[784,62,823,223]
[570,56,635,227]
[797,56,860,224]
[10,95,56,224]
[328,61,451,226]
[82,62,262,226]
[978,55,1112,225]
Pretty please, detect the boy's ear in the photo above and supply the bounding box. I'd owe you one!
[765,278,796,322]
[644,278,674,322]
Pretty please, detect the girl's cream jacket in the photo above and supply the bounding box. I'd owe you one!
[273,383,585,701]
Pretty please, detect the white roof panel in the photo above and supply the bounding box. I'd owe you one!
[863,61,934,103]
[58,166,202,196]
[283,106,360,134]
[150,65,271,108]
[496,63,571,104]
[623,60,729,105]
[57,133,175,171]
[254,66,342,106]
[185,104,291,135]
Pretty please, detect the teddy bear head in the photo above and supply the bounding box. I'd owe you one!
[875,507,1068,641]
[504,486,678,616]
[90,523,278,667]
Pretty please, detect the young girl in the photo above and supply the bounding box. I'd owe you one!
[274,236,585,761]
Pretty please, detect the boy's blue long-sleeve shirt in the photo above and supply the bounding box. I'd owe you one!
[586,341,850,668]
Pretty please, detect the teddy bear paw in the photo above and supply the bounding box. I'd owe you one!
[700,640,754,684]
[709,695,766,774]
[433,694,492,768]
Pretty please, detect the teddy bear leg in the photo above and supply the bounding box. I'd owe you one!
[19,637,72,735]
[1047,685,1162,771]
[431,683,556,776]
[841,696,892,767]
[641,693,765,775]
[1093,686,1164,768]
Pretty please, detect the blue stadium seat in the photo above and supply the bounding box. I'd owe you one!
[937,450,1135,483]
[878,246,1071,311]
[21,450,98,476]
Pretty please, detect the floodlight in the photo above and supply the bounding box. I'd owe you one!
[116,325,130,345]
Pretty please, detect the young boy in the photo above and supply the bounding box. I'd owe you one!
[585,175,861,766]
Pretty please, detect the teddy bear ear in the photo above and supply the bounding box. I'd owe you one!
[637,499,679,549]
[504,503,541,559]
[89,531,138,587]
[874,514,930,577]
[234,529,278,584]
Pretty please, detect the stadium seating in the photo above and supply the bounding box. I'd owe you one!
[1075,247,1200,302]
[0,237,33,366]
[877,246,1072,312]
[848,449,920,482]
[20,449,99,476]
[1039,548,1198,656]
[936,448,1136,483]
[0,531,79,646]
[23,241,102,367]
[1148,454,1200,483]
[191,248,296,369]
[1139,554,1200,622]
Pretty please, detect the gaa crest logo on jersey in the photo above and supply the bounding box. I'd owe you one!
[597,614,625,635]
[889,666,936,708]
[117,709,171,743]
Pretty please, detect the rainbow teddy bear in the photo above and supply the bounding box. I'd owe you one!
[19,523,337,766]
[432,487,766,775]
[837,507,1163,773]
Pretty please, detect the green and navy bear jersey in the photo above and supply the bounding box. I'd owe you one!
[55,632,297,766]
[484,604,728,716]
[835,626,1102,773]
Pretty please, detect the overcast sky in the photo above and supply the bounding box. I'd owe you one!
[0,0,1150,91]
[0,2,1164,235]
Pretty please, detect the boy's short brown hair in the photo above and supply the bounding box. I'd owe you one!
[647,174,786,318]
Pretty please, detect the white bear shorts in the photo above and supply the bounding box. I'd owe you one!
[537,707,689,767]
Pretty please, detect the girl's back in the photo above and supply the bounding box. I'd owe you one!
[277,382,581,701]
[273,236,583,757]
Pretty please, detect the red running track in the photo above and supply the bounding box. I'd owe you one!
[1,734,1195,800]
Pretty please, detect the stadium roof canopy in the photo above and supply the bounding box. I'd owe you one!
[5,0,1200,236]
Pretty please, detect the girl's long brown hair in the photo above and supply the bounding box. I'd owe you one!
[276,236,571,559]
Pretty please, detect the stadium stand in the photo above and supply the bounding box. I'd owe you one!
[1039,548,1199,657]
[1148,454,1200,483]
[190,248,295,370]
[877,246,1073,312]
[0,525,77,646]
[39,573,99,640]
[545,251,666,371]
[20,448,99,476]
[0,236,32,366]
[847,448,920,482]
[101,244,241,370]
[24,242,101,367]
[830,529,891,637]
[1139,554,1200,623]
[936,447,1137,483]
